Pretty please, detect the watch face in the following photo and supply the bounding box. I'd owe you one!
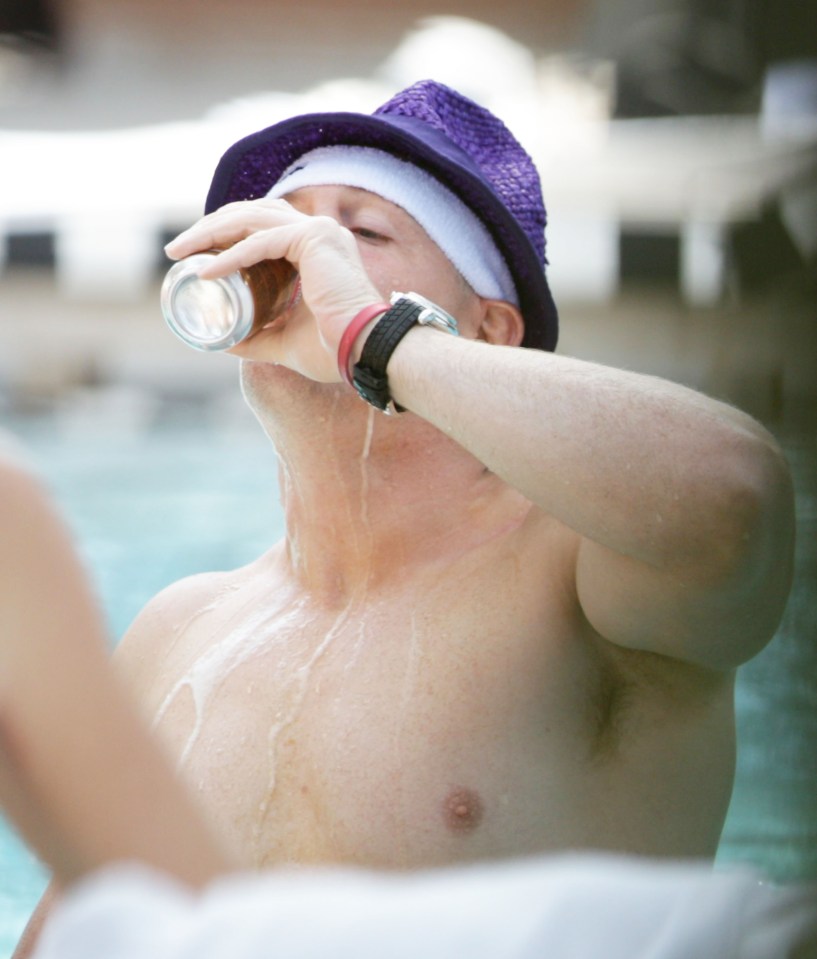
[394,291,458,335]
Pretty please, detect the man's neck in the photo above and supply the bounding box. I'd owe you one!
[258,390,529,606]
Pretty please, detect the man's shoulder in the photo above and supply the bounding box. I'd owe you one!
[132,569,232,629]
[112,560,260,680]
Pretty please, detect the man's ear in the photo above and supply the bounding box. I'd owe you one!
[477,299,525,347]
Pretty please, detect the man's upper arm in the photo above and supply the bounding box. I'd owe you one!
[574,522,795,670]
[571,414,796,671]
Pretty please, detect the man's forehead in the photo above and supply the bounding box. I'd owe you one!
[282,183,419,221]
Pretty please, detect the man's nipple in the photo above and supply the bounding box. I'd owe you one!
[443,787,484,834]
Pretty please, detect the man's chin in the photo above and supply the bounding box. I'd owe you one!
[239,360,343,417]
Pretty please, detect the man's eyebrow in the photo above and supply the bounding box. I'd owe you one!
[340,191,409,224]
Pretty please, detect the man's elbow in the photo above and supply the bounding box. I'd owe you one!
[704,429,796,665]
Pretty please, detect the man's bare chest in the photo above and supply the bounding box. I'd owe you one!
[145,571,597,869]
[141,544,734,869]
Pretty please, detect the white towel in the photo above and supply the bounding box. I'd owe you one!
[33,853,817,959]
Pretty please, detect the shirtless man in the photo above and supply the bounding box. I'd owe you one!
[13,78,795,952]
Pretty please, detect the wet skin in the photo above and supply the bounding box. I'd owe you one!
[120,478,735,870]
[112,185,786,872]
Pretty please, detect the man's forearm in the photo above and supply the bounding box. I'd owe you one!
[390,329,786,564]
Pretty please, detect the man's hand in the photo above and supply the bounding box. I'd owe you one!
[164,198,381,380]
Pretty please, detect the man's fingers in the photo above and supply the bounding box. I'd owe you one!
[194,225,306,279]
[161,198,380,381]
[163,199,301,260]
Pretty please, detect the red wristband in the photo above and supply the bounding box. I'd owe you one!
[337,302,391,386]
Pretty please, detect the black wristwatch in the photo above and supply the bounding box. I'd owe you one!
[351,292,459,414]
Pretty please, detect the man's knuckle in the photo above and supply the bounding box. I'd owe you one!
[310,215,342,235]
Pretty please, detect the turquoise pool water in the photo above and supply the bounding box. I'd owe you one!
[1,406,815,957]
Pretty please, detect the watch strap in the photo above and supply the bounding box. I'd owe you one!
[352,297,422,413]
[337,301,391,386]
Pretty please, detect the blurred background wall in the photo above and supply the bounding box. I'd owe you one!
[3,0,816,126]
[0,0,582,128]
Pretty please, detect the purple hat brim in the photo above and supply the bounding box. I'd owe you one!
[205,110,558,352]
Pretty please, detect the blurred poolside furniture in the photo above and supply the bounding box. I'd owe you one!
[1,108,816,305]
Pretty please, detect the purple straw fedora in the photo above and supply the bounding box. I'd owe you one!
[205,79,558,351]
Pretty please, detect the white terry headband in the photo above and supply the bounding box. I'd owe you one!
[267,146,518,305]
